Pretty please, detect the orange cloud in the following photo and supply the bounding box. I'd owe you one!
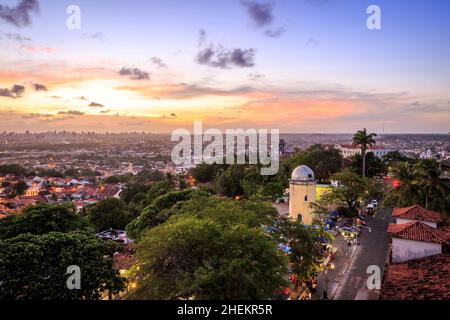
[21,45,56,54]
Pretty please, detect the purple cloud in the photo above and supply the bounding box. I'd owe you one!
[241,0,274,27]
[119,67,150,80]
[0,0,39,27]
[0,85,25,98]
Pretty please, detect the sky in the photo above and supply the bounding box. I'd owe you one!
[0,0,449,133]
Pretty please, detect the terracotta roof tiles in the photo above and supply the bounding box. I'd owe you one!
[381,253,450,300]
[387,221,448,244]
[392,205,441,223]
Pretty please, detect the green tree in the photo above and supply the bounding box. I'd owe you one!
[191,163,226,183]
[129,215,287,300]
[351,152,385,178]
[13,180,28,196]
[262,182,284,201]
[125,189,204,240]
[103,176,121,184]
[87,198,132,232]
[319,169,375,216]
[352,128,377,178]
[383,151,409,167]
[121,183,149,204]
[0,203,89,240]
[146,179,176,205]
[0,164,27,176]
[278,144,342,185]
[216,165,246,197]
[178,176,189,190]
[274,217,333,283]
[0,231,126,300]
[413,160,449,213]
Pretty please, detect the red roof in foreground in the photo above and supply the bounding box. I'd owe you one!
[387,222,448,244]
[393,205,441,223]
[380,253,450,300]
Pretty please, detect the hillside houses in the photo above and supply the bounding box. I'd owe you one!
[0,174,123,216]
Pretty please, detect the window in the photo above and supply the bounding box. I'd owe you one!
[304,195,308,202]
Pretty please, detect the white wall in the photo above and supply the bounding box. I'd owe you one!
[392,238,442,263]
[396,218,437,228]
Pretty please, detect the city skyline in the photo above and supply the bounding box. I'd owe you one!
[1,0,449,133]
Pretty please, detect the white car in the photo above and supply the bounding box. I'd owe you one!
[371,200,378,207]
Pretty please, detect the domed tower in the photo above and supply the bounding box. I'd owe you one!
[289,165,316,225]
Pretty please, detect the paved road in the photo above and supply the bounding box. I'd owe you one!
[333,208,392,300]
[313,208,392,300]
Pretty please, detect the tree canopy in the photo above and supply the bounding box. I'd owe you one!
[317,169,381,216]
[278,144,343,186]
[86,198,133,232]
[351,152,386,178]
[129,213,287,300]
[0,231,126,300]
[0,203,89,240]
[385,159,449,217]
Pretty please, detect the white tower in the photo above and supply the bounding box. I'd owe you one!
[289,165,316,225]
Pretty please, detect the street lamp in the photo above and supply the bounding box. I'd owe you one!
[322,263,335,300]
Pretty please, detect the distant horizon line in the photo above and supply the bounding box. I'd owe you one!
[0,131,448,135]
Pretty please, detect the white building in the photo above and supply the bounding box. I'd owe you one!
[335,144,392,159]
[388,221,447,263]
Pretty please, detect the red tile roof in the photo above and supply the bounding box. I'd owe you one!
[387,221,448,244]
[392,205,441,223]
[380,253,450,300]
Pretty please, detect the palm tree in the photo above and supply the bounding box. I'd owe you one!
[352,128,377,178]
[279,139,286,157]
[391,162,421,207]
[413,159,449,211]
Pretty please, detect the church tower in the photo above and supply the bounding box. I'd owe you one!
[289,165,316,225]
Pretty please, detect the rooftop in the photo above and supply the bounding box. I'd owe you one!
[387,221,448,244]
[380,253,450,300]
[392,205,442,223]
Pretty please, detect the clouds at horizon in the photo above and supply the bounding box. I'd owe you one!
[0,0,449,133]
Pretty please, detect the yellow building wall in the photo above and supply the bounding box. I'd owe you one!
[316,185,332,201]
[289,182,316,225]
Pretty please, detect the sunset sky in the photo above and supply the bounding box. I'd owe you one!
[0,0,449,133]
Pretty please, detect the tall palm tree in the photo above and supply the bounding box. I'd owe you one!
[352,128,377,178]
[279,139,286,157]
[413,159,449,210]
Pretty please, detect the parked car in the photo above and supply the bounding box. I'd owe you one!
[366,203,375,214]
[338,227,359,238]
[371,199,378,207]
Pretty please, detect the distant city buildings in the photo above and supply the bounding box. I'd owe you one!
[335,144,392,159]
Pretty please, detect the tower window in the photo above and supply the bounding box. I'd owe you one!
[304,195,308,202]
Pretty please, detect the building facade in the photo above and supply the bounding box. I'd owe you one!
[289,165,316,225]
[335,144,392,159]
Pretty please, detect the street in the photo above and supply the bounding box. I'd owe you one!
[313,208,392,300]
